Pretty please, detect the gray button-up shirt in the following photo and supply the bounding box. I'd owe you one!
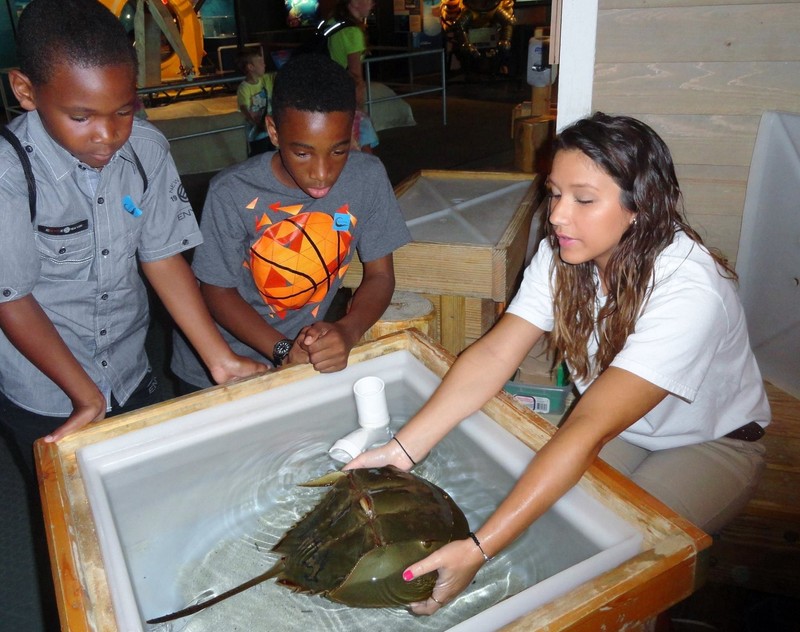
[0,111,202,415]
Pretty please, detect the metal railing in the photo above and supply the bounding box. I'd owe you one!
[136,75,247,158]
[137,73,244,106]
[363,48,447,126]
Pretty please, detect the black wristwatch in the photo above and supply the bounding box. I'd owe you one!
[272,338,293,367]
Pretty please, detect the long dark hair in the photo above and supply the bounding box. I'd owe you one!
[546,112,736,381]
[331,0,367,28]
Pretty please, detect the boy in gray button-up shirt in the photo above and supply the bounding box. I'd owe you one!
[0,0,265,477]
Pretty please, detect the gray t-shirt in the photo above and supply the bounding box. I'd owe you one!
[171,150,411,387]
[0,112,201,415]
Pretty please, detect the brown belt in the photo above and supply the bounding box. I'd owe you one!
[724,421,765,442]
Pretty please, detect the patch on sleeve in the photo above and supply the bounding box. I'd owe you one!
[168,179,189,204]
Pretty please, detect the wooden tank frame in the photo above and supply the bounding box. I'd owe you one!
[36,330,711,631]
[344,170,543,355]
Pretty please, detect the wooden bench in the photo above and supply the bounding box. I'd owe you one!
[706,383,800,598]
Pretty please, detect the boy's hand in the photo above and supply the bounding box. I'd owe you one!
[208,354,267,385]
[0,294,108,443]
[295,322,357,373]
[286,341,310,367]
[143,257,269,385]
[45,392,107,443]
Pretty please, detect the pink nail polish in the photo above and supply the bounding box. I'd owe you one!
[403,570,413,581]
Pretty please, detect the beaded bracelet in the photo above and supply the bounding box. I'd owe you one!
[468,531,491,562]
[392,436,416,465]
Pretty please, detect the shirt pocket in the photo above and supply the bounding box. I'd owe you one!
[34,228,94,281]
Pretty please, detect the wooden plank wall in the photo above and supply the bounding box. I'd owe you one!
[592,0,800,263]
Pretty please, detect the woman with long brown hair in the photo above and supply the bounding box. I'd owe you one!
[347,112,770,614]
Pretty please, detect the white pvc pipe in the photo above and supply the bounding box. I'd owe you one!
[329,377,392,463]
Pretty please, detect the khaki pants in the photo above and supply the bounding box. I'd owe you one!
[598,434,766,534]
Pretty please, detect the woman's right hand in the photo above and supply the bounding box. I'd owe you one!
[343,436,420,472]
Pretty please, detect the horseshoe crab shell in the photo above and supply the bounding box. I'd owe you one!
[148,465,469,623]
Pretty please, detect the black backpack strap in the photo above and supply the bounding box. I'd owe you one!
[129,146,148,194]
[321,20,347,39]
[0,128,147,224]
[1,125,37,223]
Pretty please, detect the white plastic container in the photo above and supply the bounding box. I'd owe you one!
[76,351,643,631]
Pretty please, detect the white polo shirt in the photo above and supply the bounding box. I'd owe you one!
[507,232,770,450]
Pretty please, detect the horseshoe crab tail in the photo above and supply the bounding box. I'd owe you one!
[146,560,284,624]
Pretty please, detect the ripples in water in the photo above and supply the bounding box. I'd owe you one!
[147,420,597,632]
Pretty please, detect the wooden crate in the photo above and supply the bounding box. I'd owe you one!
[344,170,543,354]
[36,330,710,631]
[511,100,534,138]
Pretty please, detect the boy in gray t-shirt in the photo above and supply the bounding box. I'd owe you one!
[171,54,411,389]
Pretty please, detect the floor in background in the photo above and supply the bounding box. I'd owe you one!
[0,436,60,631]
[379,94,519,184]
[1,77,797,632]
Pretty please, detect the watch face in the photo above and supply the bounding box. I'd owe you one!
[273,339,292,365]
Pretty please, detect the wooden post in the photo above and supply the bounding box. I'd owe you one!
[362,291,436,342]
[531,84,552,117]
[134,0,162,87]
[514,115,555,174]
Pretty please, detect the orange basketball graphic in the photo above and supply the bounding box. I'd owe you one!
[250,211,353,315]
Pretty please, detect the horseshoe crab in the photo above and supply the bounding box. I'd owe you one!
[148,465,469,623]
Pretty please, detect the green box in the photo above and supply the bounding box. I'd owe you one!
[503,381,571,415]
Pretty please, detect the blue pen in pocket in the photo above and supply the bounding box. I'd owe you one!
[122,195,143,217]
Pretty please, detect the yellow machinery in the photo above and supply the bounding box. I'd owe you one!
[100,0,205,82]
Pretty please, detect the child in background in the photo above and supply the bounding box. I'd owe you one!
[0,0,265,478]
[327,0,379,152]
[236,49,276,156]
[347,113,769,615]
[171,54,410,391]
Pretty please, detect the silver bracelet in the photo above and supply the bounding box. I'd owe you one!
[468,531,491,562]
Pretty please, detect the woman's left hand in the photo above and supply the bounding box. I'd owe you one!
[403,538,486,615]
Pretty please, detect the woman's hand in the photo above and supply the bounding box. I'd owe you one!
[403,538,486,614]
[342,435,420,471]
